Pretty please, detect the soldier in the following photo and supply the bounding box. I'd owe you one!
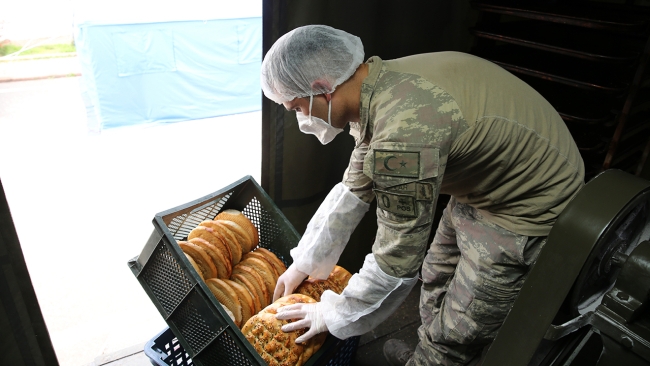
[262,25,585,365]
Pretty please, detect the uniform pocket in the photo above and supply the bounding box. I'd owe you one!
[365,141,440,224]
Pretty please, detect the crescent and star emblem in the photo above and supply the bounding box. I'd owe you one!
[383,155,397,171]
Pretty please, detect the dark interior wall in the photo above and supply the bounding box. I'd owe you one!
[285,1,476,59]
[0,180,58,366]
[262,0,477,273]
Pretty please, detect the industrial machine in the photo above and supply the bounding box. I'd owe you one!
[483,169,650,365]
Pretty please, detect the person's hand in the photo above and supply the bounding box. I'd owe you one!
[273,264,308,301]
[276,303,327,344]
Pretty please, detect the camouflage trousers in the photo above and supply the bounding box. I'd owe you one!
[407,197,547,366]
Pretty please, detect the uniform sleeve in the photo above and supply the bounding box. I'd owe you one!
[343,139,440,279]
[372,175,439,278]
[342,142,375,203]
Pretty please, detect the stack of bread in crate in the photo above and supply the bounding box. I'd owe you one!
[178,209,352,366]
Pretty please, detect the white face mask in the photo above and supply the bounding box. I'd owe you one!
[296,94,344,145]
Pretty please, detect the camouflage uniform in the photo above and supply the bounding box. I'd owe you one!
[411,198,547,365]
[342,52,585,364]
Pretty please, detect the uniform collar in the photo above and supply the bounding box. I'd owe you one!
[350,56,383,147]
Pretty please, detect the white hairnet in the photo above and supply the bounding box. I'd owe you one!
[261,25,365,104]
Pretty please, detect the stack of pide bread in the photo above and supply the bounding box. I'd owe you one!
[241,265,353,366]
[177,208,354,365]
[178,209,287,327]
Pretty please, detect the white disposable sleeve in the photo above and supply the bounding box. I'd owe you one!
[319,254,418,339]
[290,182,370,279]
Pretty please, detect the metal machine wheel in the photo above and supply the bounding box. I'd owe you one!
[568,178,650,315]
[483,169,650,366]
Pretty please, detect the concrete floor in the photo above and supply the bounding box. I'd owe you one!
[354,285,421,366]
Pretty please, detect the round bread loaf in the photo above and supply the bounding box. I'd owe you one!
[294,265,352,302]
[260,293,314,315]
[216,219,253,254]
[232,274,263,314]
[203,221,243,265]
[179,241,217,279]
[215,209,259,249]
[198,220,241,265]
[190,226,233,264]
[218,301,236,323]
[189,237,232,279]
[206,278,242,327]
[238,257,277,304]
[187,226,235,265]
[242,294,326,366]
[224,279,255,327]
[243,251,280,278]
[232,265,270,308]
[254,248,287,275]
[184,253,204,280]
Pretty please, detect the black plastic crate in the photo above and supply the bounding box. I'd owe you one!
[129,176,359,366]
[145,327,360,366]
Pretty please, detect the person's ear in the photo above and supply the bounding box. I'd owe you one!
[311,79,332,93]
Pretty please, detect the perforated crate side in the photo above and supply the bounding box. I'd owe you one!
[136,176,323,365]
[167,288,228,355]
[194,328,256,366]
[139,237,195,318]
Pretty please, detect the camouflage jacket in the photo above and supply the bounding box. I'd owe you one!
[343,52,585,278]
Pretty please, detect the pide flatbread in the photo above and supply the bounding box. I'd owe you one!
[328,265,353,289]
[294,265,352,302]
[190,227,233,265]
[187,226,235,265]
[242,294,326,366]
[295,277,343,302]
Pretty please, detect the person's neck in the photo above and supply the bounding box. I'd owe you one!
[338,63,368,123]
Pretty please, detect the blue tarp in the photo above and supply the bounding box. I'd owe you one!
[73,1,262,129]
